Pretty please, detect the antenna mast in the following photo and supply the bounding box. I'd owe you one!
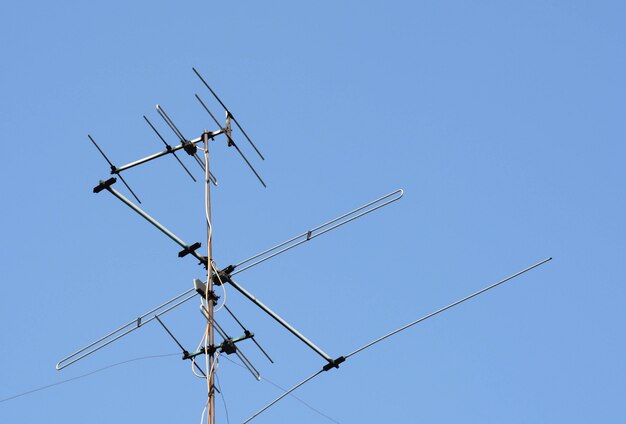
[203,129,215,424]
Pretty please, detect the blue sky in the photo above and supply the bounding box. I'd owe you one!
[1,1,625,423]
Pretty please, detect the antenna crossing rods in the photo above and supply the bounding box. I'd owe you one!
[59,68,553,424]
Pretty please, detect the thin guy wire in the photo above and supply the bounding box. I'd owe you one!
[215,373,231,424]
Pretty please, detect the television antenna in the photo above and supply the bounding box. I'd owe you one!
[57,68,552,423]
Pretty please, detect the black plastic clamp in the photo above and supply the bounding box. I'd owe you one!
[182,140,197,156]
[93,178,117,194]
[322,356,346,372]
[179,242,202,258]
[220,339,237,355]
[211,264,236,286]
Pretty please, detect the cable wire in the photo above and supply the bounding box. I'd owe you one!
[215,372,231,424]
[0,353,179,404]
[211,261,227,313]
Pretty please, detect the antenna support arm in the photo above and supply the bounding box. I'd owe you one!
[95,179,208,267]
[114,129,224,174]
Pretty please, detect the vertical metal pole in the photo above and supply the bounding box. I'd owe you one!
[203,130,215,424]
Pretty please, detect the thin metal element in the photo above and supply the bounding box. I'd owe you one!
[195,94,222,128]
[87,134,115,167]
[209,171,218,186]
[143,115,196,182]
[104,184,207,266]
[345,257,553,358]
[192,67,265,160]
[232,189,404,276]
[230,139,267,187]
[156,104,186,142]
[56,289,196,370]
[243,370,324,424]
[225,276,332,362]
[194,152,206,171]
[154,315,208,378]
[154,316,187,352]
[200,306,261,380]
[196,93,266,187]
[87,134,142,204]
[224,305,273,363]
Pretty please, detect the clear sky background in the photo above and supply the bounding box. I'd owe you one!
[1,1,625,423]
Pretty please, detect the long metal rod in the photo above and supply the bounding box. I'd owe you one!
[346,257,553,358]
[243,370,324,424]
[226,277,332,362]
[104,184,206,266]
[231,189,403,276]
[243,257,552,422]
[114,131,223,174]
[56,289,196,370]
[192,67,265,160]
